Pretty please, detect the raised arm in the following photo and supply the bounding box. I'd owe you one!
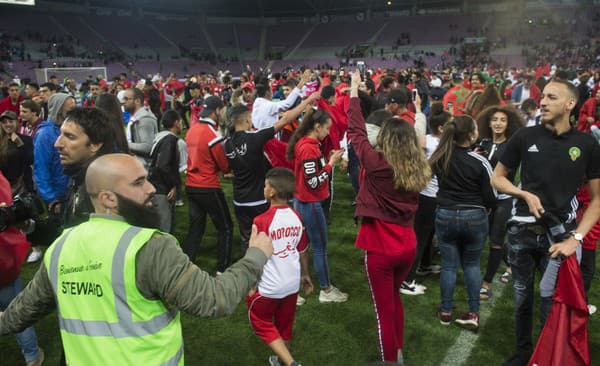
[273,92,321,133]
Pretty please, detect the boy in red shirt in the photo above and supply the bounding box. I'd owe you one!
[247,168,313,366]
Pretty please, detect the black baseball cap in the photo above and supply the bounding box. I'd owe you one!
[200,96,224,117]
[0,111,17,121]
[387,88,408,105]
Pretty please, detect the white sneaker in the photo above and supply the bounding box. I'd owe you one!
[175,199,184,207]
[318,285,348,303]
[26,250,42,263]
[296,295,306,306]
[400,280,425,295]
[426,265,441,274]
[589,304,597,315]
[407,279,427,291]
[415,281,427,291]
[268,355,280,366]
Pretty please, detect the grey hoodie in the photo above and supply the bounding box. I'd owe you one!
[127,107,158,167]
[47,93,73,124]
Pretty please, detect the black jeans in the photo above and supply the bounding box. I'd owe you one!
[581,248,596,295]
[183,187,233,273]
[233,203,269,252]
[507,222,558,355]
[406,194,437,282]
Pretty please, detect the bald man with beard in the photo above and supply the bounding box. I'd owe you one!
[0,154,273,365]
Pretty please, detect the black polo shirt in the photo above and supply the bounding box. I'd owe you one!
[500,125,600,223]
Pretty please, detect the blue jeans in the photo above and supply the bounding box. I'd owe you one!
[0,277,41,363]
[506,222,557,355]
[294,199,330,289]
[436,208,488,313]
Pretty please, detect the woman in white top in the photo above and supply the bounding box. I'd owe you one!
[402,111,452,295]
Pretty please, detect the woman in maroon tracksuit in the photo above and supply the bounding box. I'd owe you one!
[347,70,431,364]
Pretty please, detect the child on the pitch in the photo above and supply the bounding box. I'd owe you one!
[247,168,313,366]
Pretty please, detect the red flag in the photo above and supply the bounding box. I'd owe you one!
[529,255,590,366]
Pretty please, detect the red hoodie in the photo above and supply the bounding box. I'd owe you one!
[0,95,23,117]
[293,136,331,202]
[577,98,600,133]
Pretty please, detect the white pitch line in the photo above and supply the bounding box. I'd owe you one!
[439,277,507,366]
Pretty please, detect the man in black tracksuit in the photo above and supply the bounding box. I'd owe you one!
[148,110,182,233]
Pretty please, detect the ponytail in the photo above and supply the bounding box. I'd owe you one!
[285,109,330,161]
[429,116,475,178]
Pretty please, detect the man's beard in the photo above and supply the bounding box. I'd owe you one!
[115,193,161,229]
[124,105,136,114]
[541,116,557,126]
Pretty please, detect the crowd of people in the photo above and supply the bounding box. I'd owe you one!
[0,60,598,366]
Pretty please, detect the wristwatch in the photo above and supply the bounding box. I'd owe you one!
[570,231,584,245]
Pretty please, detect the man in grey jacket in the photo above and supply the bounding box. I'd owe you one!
[0,154,272,365]
[123,88,158,168]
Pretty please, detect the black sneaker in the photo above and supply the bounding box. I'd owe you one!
[502,352,531,366]
[415,266,431,276]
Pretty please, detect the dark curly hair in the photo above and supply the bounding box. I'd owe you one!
[475,105,525,141]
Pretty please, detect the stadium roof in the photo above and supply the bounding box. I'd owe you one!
[40,0,477,18]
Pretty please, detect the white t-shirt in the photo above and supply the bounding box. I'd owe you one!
[520,87,530,103]
[253,205,308,298]
[421,134,440,198]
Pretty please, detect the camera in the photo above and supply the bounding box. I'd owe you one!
[540,212,570,243]
[473,138,490,156]
[0,192,40,232]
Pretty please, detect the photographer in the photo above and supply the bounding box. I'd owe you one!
[492,79,600,366]
[0,171,44,366]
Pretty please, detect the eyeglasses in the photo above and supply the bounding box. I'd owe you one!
[122,96,134,101]
[0,119,16,123]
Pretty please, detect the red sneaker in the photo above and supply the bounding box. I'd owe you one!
[437,308,453,325]
[455,312,479,332]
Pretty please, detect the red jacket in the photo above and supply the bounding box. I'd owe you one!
[398,110,416,125]
[264,138,294,170]
[0,95,23,117]
[577,98,600,133]
[188,98,203,127]
[293,136,331,202]
[347,97,418,226]
[576,185,600,250]
[317,98,346,152]
[185,119,229,189]
[529,255,590,366]
[0,171,31,287]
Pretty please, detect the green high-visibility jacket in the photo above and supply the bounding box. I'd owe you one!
[44,217,183,365]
